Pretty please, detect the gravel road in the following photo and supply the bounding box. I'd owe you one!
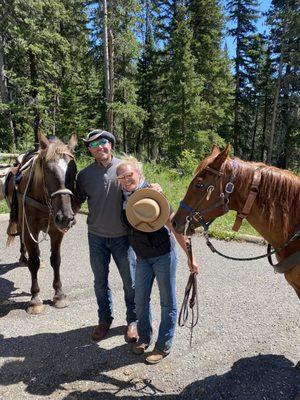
[0,214,299,400]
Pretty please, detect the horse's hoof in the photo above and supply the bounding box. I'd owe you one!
[39,259,46,268]
[18,256,28,267]
[18,260,27,267]
[26,302,45,314]
[53,298,69,308]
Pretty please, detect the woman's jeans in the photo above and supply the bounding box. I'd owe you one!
[88,232,137,325]
[135,248,177,353]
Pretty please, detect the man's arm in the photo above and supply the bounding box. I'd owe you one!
[72,175,86,214]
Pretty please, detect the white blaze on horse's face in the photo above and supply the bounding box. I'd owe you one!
[58,158,68,175]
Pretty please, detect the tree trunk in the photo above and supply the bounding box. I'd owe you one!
[102,0,110,101]
[29,50,40,145]
[260,83,269,162]
[267,35,285,164]
[276,63,291,169]
[250,96,260,161]
[122,119,127,153]
[108,28,114,133]
[233,12,241,157]
[102,0,114,133]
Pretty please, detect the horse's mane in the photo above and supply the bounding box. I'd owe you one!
[227,158,300,239]
[29,139,70,190]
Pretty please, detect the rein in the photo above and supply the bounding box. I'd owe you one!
[178,236,199,346]
[203,228,300,271]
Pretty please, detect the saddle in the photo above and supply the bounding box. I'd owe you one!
[6,150,38,237]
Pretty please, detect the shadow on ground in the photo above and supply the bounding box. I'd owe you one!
[0,324,299,400]
[60,354,300,399]
[0,326,143,396]
[0,262,31,316]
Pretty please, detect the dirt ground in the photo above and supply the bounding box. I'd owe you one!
[0,214,299,400]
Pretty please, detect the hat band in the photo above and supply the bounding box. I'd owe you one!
[134,221,156,230]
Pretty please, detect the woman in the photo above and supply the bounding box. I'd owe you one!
[116,155,199,364]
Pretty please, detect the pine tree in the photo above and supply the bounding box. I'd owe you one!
[266,0,299,168]
[0,0,90,149]
[189,0,233,146]
[227,0,259,156]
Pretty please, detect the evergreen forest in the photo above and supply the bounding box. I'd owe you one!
[0,0,299,170]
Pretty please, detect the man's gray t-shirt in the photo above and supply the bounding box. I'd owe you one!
[76,156,128,237]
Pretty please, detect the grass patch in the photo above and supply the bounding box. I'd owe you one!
[0,200,9,214]
[208,211,259,239]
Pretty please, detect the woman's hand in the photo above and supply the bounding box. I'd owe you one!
[188,258,200,274]
[148,183,163,193]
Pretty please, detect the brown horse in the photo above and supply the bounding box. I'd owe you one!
[6,133,77,314]
[172,144,300,299]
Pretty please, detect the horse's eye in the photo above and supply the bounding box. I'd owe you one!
[196,182,204,189]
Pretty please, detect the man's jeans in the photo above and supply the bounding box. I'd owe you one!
[135,248,177,353]
[88,232,137,324]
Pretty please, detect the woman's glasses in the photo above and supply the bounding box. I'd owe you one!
[89,138,108,148]
[116,172,134,180]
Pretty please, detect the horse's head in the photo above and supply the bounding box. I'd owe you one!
[172,144,231,236]
[37,133,78,232]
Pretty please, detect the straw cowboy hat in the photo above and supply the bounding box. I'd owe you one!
[126,188,170,232]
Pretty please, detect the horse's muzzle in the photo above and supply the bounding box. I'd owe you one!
[172,217,184,234]
[54,209,75,231]
[172,216,196,236]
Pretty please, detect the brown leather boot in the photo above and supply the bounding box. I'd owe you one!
[91,322,111,342]
[125,323,138,343]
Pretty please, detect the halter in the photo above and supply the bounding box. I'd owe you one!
[21,151,75,244]
[180,160,236,233]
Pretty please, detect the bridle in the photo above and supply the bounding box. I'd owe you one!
[21,151,75,244]
[40,153,75,211]
[180,160,236,234]
[178,160,300,272]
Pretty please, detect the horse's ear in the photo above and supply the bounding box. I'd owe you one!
[211,144,220,157]
[38,132,49,150]
[211,144,231,170]
[68,133,78,153]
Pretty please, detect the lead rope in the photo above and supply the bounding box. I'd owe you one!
[178,218,199,346]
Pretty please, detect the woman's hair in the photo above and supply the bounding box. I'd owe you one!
[116,155,144,176]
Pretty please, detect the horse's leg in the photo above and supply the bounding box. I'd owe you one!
[37,247,46,269]
[18,237,28,267]
[285,264,300,299]
[26,240,45,314]
[49,231,69,308]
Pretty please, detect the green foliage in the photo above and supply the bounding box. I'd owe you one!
[0,200,9,214]
[0,0,297,170]
[176,149,198,176]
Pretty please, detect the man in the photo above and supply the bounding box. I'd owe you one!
[74,129,138,342]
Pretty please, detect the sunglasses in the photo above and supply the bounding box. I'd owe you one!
[89,138,108,148]
[116,172,134,180]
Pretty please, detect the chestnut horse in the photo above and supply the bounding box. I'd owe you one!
[6,133,77,314]
[172,145,300,299]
